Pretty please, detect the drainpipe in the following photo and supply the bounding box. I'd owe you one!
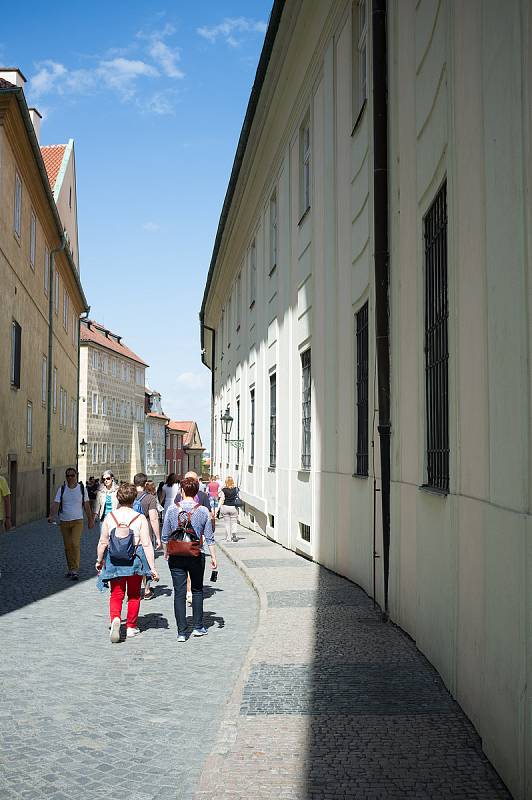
[75,308,90,475]
[372,0,391,618]
[46,234,66,513]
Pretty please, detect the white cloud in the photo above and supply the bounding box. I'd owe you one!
[143,90,177,115]
[98,58,159,100]
[29,60,67,97]
[197,17,267,47]
[176,372,210,391]
[148,40,184,79]
[142,221,161,232]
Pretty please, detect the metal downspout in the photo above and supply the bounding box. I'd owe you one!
[75,309,90,474]
[372,0,391,617]
[46,235,66,512]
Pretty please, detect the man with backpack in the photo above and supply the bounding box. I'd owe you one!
[133,473,161,599]
[48,467,94,580]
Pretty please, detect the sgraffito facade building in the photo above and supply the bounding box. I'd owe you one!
[200,2,532,797]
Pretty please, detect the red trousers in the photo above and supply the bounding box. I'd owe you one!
[109,574,143,628]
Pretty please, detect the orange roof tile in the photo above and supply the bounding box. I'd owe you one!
[172,421,204,448]
[147,412,169,421]
[167,420,188,433]
[80,320,149,367]
[40,144,66,190]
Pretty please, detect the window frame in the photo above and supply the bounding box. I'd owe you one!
[249,239,257,308]
[53,367,57,412]
[352,0,368,133]
[301,349,311,470]
[26,401,33,449]
[30,209,36,269]
[92,391,99,415]
[299,114,311,219]
[250,388,255,466]
[269,373,277,468]
[41,355,47,405]
[14,172,22,239]
[355,302,369,476]
[44,246,50,296]
[269,190,278,275]
[10,320,22,389]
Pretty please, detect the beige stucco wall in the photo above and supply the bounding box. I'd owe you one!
[54,141,80,272]
[0,100,84,525]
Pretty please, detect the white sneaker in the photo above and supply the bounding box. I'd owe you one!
[186,592,192,606]
[110,617,121,643]
[126,627,140,638]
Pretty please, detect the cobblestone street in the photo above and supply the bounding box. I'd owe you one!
[0,519,257,800]
[0,520,513,799]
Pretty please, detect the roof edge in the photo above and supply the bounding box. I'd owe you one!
[53,138,74,200]
[199,0,286,326]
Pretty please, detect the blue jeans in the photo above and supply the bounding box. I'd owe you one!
[169,555,206,636]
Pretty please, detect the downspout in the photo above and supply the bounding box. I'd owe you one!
[372,0,391,618]
[46,234,67,512]
[75,308,90,475]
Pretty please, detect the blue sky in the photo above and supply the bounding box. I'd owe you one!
[2,1,273,451]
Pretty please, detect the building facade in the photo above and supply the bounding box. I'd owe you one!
[200,2,532,797]
[78,320,147,484]
[165,420,205,479]
[0,69,88,525]
[145,386,168,486]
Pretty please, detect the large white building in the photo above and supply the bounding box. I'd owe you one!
[200,1,532,797]
[78,320,147,483]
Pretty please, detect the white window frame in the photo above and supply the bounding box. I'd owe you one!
[110,444,115,464]
[53,367,57,413]
[59,387,64,428]
[101,442,107,463]
[71,397,76,431]
[63,288,69,332]
[236,273,242,331]
[269,190,278,274]
[92,442,98,464]
[300,115,311,217]
[249,239,257,307]
[54,268,59,316]
[63,389,68,429]
[14,172,22,238]
[30,210,36,269]
[44,246,50,296]
[102,396,107,416]
[41,355,47,405]
[92,392,99,415]
[26,401,33,448]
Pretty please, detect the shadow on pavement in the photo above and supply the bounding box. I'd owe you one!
[0,519,101,616]
[304,569,512,799]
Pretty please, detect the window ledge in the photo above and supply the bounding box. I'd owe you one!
[351,98,367,137]
[298,206,311,227]
[352,472,369,480]
[418,484,449,497]
[268,466,276,472]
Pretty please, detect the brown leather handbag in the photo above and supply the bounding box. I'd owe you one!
[167,504,203,557]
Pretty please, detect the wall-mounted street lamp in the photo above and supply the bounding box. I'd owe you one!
[220,405,244,449]
[79,438,87,456]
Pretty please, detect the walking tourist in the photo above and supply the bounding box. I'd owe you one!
[219,476,240,543]
[96,481,159,643]
[208,475,220,517]
[86,477,98,514]
[0,474,12,533]
[94,471,118,522]
[160,472,180,518]
[176,470,212,604]
[162,475,217,641]
[133,473,161,600]
[48,468,94,579]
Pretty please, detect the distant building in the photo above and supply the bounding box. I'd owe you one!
[145,386,168,486]
[78,320,147,483]
[165,420,205,479]
[0,68,88,524]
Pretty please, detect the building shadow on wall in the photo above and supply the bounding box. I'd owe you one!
[302,569,512,799]
[1,520,101,616]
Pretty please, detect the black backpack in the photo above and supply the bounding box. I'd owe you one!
[59,481,85,513]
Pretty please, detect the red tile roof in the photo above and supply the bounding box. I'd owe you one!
[172,421,204,448]
[80,320,149,367]
[147,412,169,421]
[40,144,66,190]
[167,420,188,433]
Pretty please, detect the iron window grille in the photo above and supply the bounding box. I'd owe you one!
[301,349,311,469]
[424,181,449,493]
[250,389,255,465]
[356,302,369,475]
[300,523,311,543]
[269,373,276,468]
[10,320,21,388]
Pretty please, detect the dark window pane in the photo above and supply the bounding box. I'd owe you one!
[270,374,276,468]
[250,389,255,466]
[301,349,311,469]
[356,302,369,475]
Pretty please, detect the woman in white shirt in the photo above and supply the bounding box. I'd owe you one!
[96,482,159,643]
[160,472,180,518]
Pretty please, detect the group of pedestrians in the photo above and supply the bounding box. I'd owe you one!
[47,467,226,644]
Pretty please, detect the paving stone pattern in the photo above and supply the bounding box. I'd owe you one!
[0,518,258,800]
[195,527,512,800]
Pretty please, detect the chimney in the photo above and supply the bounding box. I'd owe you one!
[28,108,42,143]
[0,68,27,88]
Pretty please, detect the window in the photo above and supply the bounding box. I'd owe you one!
[64,390,68,429]
[300,522,311,543]
[352,0,368,128]
[356,302,369,475]
[63,288,69,331]
[103,354,109,373]
[41,355,47,405]
[424,181,449,492]
[301,349,311,469]
[135,367,143,385]
[121,363,127,381]
[53,367,57,412]
[110,444,115,464]
[44,247,50,295]
[30,210,36,269]
[10,320,21,388]
[111,358,117,377]
[236,273,242,331]
[120,400,125,418]
[102,396,107,416]
[59,387,64,428]
[250,388,255,465]
[54,268,59,316]
[14,173,22,237]
[71,398,76,430]
[26,401,33,448]
[92,392,98,415]
[227,296,232,349]
[92,442,98,464]
[269,191,278,274]
[249,240,256,307]
[111,398,116,417]
[269,373,276,468]
[101,443,107,463]
[91,349,98,370]
[236,397,240,466]
[300,115,311,217]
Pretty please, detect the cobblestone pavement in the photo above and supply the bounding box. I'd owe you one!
[0,518,257,800]
[194,526,512,800]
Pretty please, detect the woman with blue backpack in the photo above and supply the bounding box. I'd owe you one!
[95,482,159,643]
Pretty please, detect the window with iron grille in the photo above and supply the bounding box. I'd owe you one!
[236,397,240,466]
[10,320,21,388]
[250,389,255,465]
[356,302,369,475]
[300,523,311,543]
[301,349,311,469]
[424,181,449,492]
[269,373,276,468]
